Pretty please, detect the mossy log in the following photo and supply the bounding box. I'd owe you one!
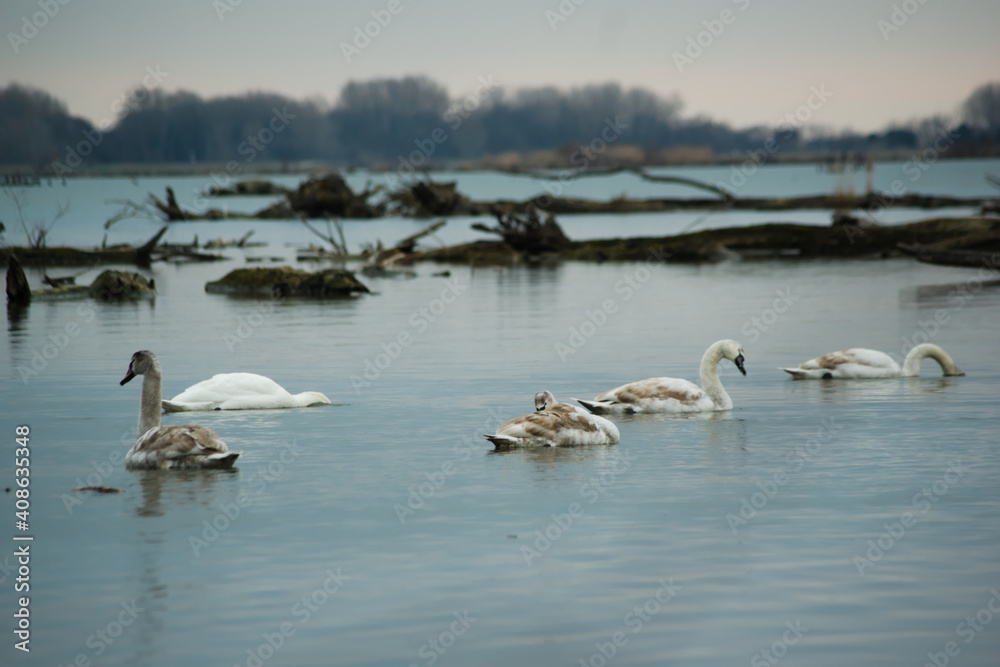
[412,217,999,264]
[205,266,370,297]
[28,270,156,301]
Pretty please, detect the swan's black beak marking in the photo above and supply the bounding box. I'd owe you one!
[120,369,136,386]
[734,354,747,376]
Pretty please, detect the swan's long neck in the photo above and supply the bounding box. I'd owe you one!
[138,366,163,436]
[699,341,732,410]
[902,344,963,377]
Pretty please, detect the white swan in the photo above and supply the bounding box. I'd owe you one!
[121,351,241,470]
[578,339,746,414]
[162,372,331,412]
[782,343,964,379]
[485,391,620,448]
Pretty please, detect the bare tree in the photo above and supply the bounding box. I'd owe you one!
[3,188,69,249]
[962,82,1000,129]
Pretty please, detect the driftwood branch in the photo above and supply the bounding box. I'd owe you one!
[501,165,735,201]
[136,226,169,267]
[363,219,447,271]
[148,186,193,221]
[298,216,348,256]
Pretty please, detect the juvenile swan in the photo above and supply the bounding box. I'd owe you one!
[162,372,331,412]
[121,351,241,469]
[485,391,620,448]
[578,339,747,414]
[782,343,964,379]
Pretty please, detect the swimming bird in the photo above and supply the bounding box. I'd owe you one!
[781,343,963,379]
[577,339,746,414]
[120,351,240,469]
[162,372,330,412]
[485,391,620,448]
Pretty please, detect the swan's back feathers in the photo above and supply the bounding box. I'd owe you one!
[164,373,331,411]
[586,377,711,413]
[127,425,240,470]
[786,348,902,379]
[485,406,620,448]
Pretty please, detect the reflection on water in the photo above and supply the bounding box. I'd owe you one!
[900,278,1000,307]
[132,469,238,518]
[785,375,965,404]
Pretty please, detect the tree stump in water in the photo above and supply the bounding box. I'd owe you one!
[472,208,571,256]
[5,255,30,306]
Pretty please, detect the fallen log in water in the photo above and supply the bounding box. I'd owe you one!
[897,243,1000,268]
[0,225,169,268]
[409,217,1000,265]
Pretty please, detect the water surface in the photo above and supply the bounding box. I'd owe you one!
[2,167,1000,665]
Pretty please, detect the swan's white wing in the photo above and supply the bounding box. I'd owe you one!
[485,410,619,447]
[591,377,711,412]
[792,348,901,378]
[164,373,332,410]
[169,373,290,402]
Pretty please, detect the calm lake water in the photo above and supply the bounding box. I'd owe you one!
[2,161,1000,666]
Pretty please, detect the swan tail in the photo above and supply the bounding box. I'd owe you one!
[781,367,811,379]
[576,399,611,414]
[484,434,518,448]
[205,451,240,468]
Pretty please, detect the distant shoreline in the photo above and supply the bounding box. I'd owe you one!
[3,152,998,180]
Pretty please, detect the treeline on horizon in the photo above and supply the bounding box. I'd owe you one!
[1,76,998,172]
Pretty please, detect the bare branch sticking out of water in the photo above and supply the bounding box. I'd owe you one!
[500,165,735,201]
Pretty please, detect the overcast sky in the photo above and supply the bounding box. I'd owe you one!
[2,0,998,133]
